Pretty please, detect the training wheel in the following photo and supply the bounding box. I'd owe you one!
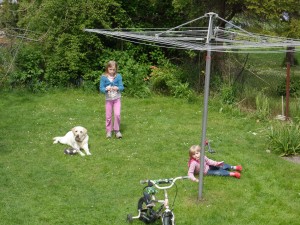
[127,214,133,223]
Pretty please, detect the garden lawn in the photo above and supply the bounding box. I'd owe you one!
[0,89,299,225]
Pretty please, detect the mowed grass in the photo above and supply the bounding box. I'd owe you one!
[0,89,299,225]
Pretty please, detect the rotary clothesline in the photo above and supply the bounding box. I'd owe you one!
[85,28,300,53]
[85,13,300,53]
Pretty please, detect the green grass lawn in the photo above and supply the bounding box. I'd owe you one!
[0,89,299,225]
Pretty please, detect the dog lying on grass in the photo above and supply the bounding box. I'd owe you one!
[53,126,91,156]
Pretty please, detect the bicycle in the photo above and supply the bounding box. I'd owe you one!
[127,176,189,225]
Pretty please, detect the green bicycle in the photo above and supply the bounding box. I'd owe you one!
[127,176,189,225]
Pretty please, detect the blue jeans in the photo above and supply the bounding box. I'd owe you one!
[206,163,232,176]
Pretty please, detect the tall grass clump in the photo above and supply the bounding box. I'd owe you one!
[220,84,236,105]
[255,91,270,120]
[290,97,300,121]
[268,121,300,156]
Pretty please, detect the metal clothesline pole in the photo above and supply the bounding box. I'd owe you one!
[198,12,215,201]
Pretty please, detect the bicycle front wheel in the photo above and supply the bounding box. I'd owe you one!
[162,212,175,225]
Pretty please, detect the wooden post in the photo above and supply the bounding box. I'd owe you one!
[285,47,292,120]
[285,62,290,120]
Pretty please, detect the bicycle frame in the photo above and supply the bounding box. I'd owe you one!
[127,176,189,225]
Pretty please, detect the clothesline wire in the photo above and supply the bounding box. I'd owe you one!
[85,12,300,53]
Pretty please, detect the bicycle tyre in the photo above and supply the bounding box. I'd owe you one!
[162,215,172,225]
[137,197,158,224]
[137,197,147,210]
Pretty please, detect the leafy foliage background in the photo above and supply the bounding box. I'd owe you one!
[0,0,300,98]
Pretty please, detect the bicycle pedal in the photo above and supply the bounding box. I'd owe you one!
[146,203,156,207]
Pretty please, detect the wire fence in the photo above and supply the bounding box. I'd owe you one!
[213,51,300,119]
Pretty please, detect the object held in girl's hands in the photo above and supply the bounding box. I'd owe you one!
[64,147,78,155]
[108,90,117,98]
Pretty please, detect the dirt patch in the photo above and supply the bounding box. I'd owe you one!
[282,156,300,164]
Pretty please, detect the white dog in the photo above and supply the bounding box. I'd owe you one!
[53,126,91,156]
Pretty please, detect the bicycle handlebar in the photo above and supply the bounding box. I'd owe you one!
[140,176,190,190]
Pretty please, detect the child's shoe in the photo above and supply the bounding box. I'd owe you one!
[205,140,209,146]
[115,131,122,139]
[106,132,112,138]
[230,172,241,179]
[235,165,243,172]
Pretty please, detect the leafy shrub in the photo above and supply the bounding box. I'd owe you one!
[9,44,46,92]
[44,34,89,87]
[82,71,101,91]
[291,98,300,123]
[268,122,300,156]
[149,66,176,94]
[121,61,151,98]
[149,64,195,100]
[276,76,300,97]
[219,84,236,105]
[173,82,191,98]
[0,47,14,89]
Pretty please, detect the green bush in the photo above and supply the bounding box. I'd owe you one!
[276,76,300,97]
[268,121,300,156]
[9,44,46,92]
[0,47,13,89]
[44,34,91,87]
[219,84,236,105]
[291,98,300,123]
[149,66,176,94]
[82,71,101,91]
[149,64,195,100]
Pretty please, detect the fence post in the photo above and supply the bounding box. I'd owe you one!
[285,47,292,120]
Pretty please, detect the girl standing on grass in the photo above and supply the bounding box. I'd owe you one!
[100,61,124,139]
[188,145,242,182]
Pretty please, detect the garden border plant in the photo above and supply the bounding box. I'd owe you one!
[268,121,300,156]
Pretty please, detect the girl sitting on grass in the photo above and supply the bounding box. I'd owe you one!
[188,145,242,182]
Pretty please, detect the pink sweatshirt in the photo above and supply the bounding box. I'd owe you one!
[188,156,223,181]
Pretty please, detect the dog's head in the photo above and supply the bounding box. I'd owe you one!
[71,126,88,142]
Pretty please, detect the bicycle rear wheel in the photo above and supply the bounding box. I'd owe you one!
[137,197,158,224]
